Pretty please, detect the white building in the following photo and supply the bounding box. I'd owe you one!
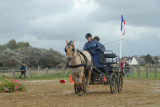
[127,57,145,65]
[129,57,139,65]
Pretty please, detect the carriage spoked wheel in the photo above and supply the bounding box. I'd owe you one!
[117,73,123,93]
[110,73,117,94]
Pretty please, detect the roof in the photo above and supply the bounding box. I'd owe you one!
[123,57,145,65]
[135,58,145,65]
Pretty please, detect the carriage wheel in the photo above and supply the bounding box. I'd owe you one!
[110,73,117,94]
[117,73,123,93]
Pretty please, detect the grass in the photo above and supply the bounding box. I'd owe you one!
[125,72,160,79]
[0,69,71,80]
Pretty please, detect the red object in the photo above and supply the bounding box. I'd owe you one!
[120,59,125,71]
[60,80,65,83]
[70,74,74,83]
[104,77,107,82]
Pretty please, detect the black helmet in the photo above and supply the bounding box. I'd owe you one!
[85,33,92,39]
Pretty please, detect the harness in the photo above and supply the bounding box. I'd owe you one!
[65,50,88,69]
[65,41,88,69]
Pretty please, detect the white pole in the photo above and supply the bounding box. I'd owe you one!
[120,35,122,59]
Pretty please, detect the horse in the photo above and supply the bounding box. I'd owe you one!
[65,40,92,96]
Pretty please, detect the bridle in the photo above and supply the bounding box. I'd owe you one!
[65,41,76,56]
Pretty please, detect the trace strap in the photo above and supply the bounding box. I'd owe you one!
[65,62,87,69]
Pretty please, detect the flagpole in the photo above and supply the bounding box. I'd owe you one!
[120,35,122,59]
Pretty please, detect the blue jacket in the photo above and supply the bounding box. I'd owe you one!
[20,65,26,72]
[83,40,103,55]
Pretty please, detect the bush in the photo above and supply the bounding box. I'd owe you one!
[0,77,26,93]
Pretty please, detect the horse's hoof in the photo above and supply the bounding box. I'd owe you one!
[78,94,82,96]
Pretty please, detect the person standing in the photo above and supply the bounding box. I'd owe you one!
[19,63,27,79]
[124,58,130,77]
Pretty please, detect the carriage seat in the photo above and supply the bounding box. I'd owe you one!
[104,53,117,58]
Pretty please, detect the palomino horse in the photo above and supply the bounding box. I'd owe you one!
[65,40,92,96]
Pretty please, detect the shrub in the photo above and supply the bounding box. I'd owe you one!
[0,77,26,93]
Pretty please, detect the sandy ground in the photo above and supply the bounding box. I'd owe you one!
[0,79,160,107]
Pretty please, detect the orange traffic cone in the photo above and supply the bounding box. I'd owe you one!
[104,77,107,82]
[70,74,74,83]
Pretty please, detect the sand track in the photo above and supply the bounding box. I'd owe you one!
[0,79,160,107]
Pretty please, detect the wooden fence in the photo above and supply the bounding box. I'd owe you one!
[0,68,68,79]
[0,66,160,79]
[124,65,160,78]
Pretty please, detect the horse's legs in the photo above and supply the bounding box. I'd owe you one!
[71,73,79,90]
[83,75,87,93]
[87,66,92,89]
[78,72,84,96]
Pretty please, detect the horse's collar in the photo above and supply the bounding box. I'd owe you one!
[66,50,87,69]
[66,64,87,68]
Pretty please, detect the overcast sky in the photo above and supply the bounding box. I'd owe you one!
[0,0,160,56]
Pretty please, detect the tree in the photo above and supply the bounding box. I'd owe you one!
[0,49,22,68]
[154,56,159,65]
[0,45,6,50]
[144,54,154,64]
[0,39,66,68]
[6,39,17,50]
[16,41,30,49]
[17,47,44,68]
[6,39,30,50]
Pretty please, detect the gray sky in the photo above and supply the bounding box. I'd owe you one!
[0,0,160,56]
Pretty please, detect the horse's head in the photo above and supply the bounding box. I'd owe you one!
[65,40,76,61]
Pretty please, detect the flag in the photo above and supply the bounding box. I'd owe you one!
[121,15,125,35]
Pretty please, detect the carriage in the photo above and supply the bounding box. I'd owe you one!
[65,40,123,95]
[74,50,124,94]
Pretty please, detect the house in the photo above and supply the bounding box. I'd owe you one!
[124,57,145,65]
[129,57,138,65]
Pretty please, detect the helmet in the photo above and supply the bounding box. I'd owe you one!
[85,33,92,39]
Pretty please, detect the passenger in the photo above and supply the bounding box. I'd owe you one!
[83,33,103,67]
[93,36,105,61]
[93,36,105,52]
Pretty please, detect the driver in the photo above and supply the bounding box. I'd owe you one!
[83,33,103,67]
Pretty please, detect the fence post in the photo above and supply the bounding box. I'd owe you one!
[146,66,149,78]
[154,65,157,78]
[129,66,132,77]
[12,69,15,79]
[46,68,48,78]
[62,69,65,79]
[137,66,140,78]
[28,69,31,79]
[56,67,58,74]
